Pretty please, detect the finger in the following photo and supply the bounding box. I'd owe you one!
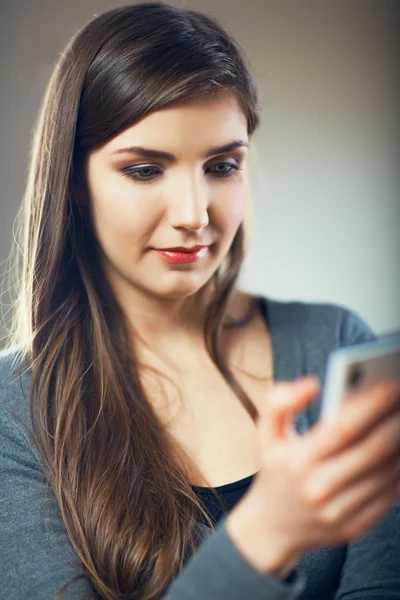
[320,458,400,527]
[267,377,321,440]
[300,380,400,463]
[339,473,400,542]
[303,411,400,501]
[339,380,400,441]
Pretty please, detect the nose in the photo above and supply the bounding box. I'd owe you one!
[168,172,209,231]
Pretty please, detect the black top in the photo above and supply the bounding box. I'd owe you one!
[192,473,256,526]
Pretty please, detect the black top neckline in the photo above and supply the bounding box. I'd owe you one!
[191,472,258,493]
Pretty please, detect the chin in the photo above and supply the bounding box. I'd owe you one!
[150,273,215,298]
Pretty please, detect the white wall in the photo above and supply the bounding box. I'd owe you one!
[1,0,399,337]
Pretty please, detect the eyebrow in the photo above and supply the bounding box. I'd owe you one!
[111,139,248,161]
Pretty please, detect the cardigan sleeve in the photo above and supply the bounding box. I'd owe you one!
[0,404,98,600]
[339,305,377,346]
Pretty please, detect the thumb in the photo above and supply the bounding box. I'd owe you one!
[267,376,321,440]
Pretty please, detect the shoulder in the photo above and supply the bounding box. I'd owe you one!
[263,295,377,347]
[260,296,377,428]
[0,344,31,403]
[0,345,35,453]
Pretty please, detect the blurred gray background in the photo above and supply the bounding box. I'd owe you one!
[1,0,399,342]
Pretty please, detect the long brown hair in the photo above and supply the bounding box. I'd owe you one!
[2,3,261,598]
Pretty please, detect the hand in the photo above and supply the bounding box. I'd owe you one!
[226,376,400,574]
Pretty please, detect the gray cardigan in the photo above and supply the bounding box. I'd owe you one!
[1,296,399,599]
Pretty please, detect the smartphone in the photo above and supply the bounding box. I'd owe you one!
[320,331,400,421]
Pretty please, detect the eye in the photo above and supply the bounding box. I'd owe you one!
[121,166,162,182]
[207,162,242,178]
[120,161,243,183]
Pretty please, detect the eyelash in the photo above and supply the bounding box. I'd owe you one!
[120,162,243,183]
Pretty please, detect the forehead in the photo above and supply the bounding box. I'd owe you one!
[103,94,248,155]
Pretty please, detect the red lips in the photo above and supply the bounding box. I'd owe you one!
[157,245,208,253]
[154,246,209,264]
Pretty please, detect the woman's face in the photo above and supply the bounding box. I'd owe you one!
[84,94,249,303]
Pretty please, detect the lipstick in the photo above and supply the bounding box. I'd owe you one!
[154,246,208,264]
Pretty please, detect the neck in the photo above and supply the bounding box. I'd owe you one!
[104,263,254,364]
[113,280,216,340]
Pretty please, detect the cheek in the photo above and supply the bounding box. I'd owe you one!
[94,202,153,237]
[212,184,247,234]
[89,179,160,250]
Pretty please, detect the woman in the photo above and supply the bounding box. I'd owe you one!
[0,3,399,599]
